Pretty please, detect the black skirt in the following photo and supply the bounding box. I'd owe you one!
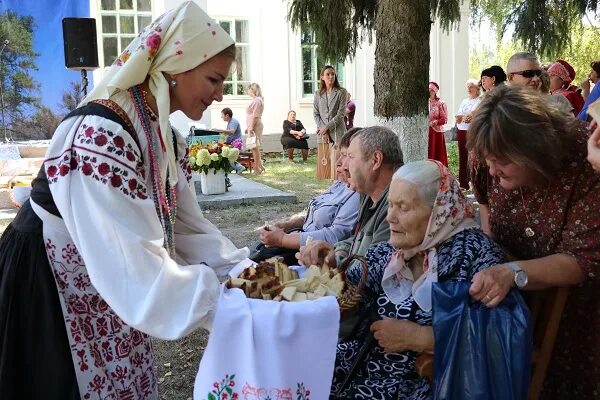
[0,201,79,399]
[281,134,309,150]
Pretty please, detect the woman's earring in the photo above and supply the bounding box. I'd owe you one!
[170,79,177,88]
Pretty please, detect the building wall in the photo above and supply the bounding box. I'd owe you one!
[92,0,470,136]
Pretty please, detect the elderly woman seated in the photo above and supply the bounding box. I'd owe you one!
[331,160,510,400]
[253,128,361,266]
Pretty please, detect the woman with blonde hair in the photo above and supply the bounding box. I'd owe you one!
[246,82,265,174]
[0,3,251,398]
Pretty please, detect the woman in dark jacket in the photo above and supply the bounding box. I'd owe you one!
[281,110,309,162]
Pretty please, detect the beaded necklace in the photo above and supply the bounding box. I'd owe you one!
[129,85,177,256]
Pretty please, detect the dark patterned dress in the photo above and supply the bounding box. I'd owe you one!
[471,127,600,399]
[331,228,506,400]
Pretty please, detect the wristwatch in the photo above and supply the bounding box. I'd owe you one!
[507,262,528,289]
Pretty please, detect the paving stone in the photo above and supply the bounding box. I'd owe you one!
[193,174,296,208]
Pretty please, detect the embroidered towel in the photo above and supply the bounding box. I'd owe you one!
[194,286,339,400]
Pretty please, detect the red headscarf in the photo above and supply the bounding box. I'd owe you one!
[429,81,440,99]
[548,59,576,86]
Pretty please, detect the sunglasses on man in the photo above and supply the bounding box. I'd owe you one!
[510,69,543,78]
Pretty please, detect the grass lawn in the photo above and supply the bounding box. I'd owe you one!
[248,143,460,195]
[244,155,331,204]
[447,142,459,178]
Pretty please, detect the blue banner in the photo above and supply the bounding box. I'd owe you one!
[1,0,91,112]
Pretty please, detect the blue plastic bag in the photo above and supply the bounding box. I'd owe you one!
[432,282,532,400]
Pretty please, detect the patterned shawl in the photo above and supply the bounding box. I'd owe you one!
[381,160,478,311]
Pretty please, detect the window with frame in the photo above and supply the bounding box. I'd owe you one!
[301,30,344,97]
[99,0,153,67]
[215,18,250,96]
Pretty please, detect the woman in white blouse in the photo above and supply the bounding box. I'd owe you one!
[0,3,251,399]
[455,78,481,189]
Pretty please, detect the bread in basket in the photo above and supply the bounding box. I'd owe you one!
[226,255,368,313]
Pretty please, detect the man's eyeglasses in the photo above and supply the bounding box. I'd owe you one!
[510,69,543,78]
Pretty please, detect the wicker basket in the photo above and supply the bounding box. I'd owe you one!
[336,254,368,316]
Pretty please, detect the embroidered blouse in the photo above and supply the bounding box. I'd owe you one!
[42,89,250,340]
[429,98,448,133]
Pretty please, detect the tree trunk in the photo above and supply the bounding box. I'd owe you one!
[374,0,431,162]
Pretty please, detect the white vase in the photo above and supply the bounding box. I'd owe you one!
[199,168,226,195]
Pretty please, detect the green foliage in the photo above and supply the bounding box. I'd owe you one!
[60,81,84,114]
[446,142,459,178]
[287,0,377,62]
[431,0,464,31]
[469,23,600,81]
[471,0,600,57]
[469,41,519,78]
[246,156,330,204]
[559,23,600,82]
[287,0,463,62]
[11,105,60,140]
[0,11,40,127]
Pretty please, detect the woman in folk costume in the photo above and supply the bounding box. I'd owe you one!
[0,2,251,399]
[428,81,448,167]
[548,59,585,116]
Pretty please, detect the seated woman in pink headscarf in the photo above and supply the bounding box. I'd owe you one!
[331,160,511,400]
[428,82,448,166]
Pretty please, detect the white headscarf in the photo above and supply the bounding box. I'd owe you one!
[381,160,479,311]
[81,1,234,185]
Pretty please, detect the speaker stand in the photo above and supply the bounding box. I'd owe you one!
[81,69,88,97]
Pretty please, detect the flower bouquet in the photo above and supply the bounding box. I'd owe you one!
[188,142,240,174]
[189,142,240,195]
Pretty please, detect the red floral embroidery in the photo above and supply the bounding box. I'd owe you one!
[46,239,56,259]
[180,148,193,183]
[45,122,148,200]
[210,374,238,400]
[239,382,302,400]
[94,134,108,147]
[45,238,157,399]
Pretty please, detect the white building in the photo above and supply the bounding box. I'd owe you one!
[91,0,469,137]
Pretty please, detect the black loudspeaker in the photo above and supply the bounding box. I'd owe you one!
[62,18,99,70]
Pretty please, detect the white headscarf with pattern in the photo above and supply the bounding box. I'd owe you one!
[381,160,478,311]
[81,1,234,185]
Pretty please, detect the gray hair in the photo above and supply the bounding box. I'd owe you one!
[392,160,441,207]
[352,126,404,169]
[466,78,481,95]
[466,78,479,88]
[507,52,539,72]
